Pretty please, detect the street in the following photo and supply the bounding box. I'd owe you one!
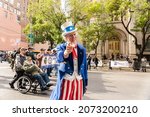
[0,62,150,100]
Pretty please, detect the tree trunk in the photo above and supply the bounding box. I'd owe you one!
[49,41,54,49]
[94,38,100,56]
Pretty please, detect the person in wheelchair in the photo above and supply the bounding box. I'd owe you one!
[9,47,27,89]
[23,56,52,91]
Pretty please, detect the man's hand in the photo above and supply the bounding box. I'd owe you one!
[64,43,73,58]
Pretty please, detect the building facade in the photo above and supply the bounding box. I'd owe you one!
[0,0,50,51]
[92,0,150,60]
[97,18,150,60]
[0,0,29,51]
[20,0,29,42]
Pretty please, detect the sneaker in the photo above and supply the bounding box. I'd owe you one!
[41,87,48,91]
[9,83,14,89]
[46,82,53,87]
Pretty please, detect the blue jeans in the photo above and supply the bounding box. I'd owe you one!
[0,57,2,63]
[53,64,58,75]
[47,67,53,76]
[32,73,50,89]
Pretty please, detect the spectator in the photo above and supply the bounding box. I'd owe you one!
[108,58,112,70]
[10,48,21,70]
[45,48,53,77]
[51,49,58,76]
[102,54,107,60]
[120,54,123,59]
[0,52,2,63]
[116,53,120,60]
[132,58,140,72]
[9,48,27,89]
[87,54,92,70]
[26,47,36,60]
[141,57,147,72]
[93,55,99,69]
[36,48,45,68]
[111,53,114,60]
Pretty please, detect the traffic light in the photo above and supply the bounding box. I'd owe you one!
[28,33,34,44]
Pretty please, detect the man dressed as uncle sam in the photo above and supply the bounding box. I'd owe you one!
[50,21,88,100]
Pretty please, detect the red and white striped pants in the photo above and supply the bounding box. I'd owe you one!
[60,78,83,100]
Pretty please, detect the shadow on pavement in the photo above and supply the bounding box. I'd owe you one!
[0,74,52,99]
[87,72,118,94]
[0,75,13,79]
[0,75,13,90]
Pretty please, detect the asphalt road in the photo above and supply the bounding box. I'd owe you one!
[0,62,150,100]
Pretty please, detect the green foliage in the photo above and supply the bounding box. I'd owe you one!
[105,0,150,59]
[25,0,150,58]
[133,0,150,32]
[105,0,150,32]
[67,0,91,25]
[24,0,66,48]
[79,1,115,53]
[25,0,93,47]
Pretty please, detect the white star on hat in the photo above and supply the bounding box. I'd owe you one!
[70,27,73,30]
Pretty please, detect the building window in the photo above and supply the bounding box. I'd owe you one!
[4,11,8,18]
[9,6,13,12]
[17,2,21,9]
[9,0,14,4]
[17,15,20,22]
[0,1,3,8]
[7,5,9,10]
[17,10,21,15]
[145,40,150,52]
[14,9,17,14]
[4,3,7,9]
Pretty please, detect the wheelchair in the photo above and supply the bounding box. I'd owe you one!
[17,72,39,94]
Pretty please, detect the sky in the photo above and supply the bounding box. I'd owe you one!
[61,0,70,17]
[61,0,65,11]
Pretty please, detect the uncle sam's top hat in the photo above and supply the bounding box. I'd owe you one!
[61,21,77,36]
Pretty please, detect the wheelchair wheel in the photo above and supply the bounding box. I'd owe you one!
[17,76,32,94]
[32,89,38,94]
[31,80,39,94]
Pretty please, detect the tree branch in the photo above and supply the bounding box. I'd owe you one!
[145,21,150,34]
[142,19,150,35]
[121,13,138,46]
[145,35,150,46]
[127,14,132,28]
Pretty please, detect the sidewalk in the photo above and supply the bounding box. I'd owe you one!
[88,66,150,73]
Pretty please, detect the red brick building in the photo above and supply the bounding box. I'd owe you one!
[0,0,28,51]
[0,0,50,51]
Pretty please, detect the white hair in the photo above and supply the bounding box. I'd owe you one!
[62,31,79,42]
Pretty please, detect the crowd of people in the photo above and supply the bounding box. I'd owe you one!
[87,53,149,72]
[87,55,99,70]
[1,21,88,100]
[0,51,9,63]
[1,20,149,100]
[8,47,58,91]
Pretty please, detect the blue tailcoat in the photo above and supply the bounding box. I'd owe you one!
[50,43,88,100]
